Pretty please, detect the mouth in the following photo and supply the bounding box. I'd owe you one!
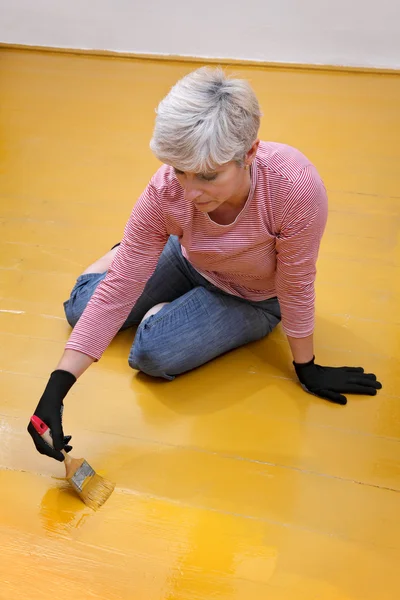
[195,199,213,206]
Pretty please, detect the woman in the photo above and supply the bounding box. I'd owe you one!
[28,67,381,461]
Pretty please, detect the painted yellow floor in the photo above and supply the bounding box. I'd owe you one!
[1,48,400,600]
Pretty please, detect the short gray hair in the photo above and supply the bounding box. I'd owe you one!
[150,67,261,173]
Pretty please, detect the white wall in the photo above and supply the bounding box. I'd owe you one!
[1,0,399,69]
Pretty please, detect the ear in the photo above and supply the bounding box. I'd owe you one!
[244,139,260,166]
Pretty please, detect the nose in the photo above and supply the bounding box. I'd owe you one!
[183,183,202,203]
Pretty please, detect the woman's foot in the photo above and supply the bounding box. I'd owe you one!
[81,245,120,275]
[141,303,170,323]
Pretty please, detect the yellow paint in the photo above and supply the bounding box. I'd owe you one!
[3,42,400,76]
[0,48,400,599]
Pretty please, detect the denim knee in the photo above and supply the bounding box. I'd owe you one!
[63,300,80,328]
[63,272,106,329]
[128,324,175,381]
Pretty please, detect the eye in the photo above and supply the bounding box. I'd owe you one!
[199,173,218,182]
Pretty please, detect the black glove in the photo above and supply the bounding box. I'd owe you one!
[294,357,382,405]
[27,370,76,461]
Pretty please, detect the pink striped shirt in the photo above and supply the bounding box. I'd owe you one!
[66,142,328,360]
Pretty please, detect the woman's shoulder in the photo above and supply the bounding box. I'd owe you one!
[256,141,318,183]
[149,164,180,192]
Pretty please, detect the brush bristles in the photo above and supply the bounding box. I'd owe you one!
[76,473,115,510]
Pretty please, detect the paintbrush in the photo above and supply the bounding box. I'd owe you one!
[30,415,115,510]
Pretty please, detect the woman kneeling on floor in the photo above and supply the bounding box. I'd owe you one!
[28,67,382,461]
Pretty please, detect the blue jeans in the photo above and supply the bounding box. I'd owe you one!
[64,236,281,380]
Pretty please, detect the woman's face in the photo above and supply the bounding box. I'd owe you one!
[173,141,259,213]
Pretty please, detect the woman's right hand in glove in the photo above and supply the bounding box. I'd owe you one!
[27,369,76,461]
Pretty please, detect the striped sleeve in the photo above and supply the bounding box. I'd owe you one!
[65,181,169,359]
[275,165,328,338]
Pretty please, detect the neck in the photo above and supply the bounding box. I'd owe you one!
[227,168,252,209]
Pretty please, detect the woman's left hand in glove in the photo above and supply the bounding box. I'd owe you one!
[293,357,382,405]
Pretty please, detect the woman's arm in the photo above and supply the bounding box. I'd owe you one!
[287,334,314,364]
[28,170,171,460]
[275,165,327,340]
[56,349,95,378]
[275,167,381,403]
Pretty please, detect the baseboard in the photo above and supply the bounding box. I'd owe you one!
[1,43,399,76]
